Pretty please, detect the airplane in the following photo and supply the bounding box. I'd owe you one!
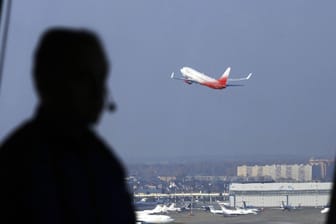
[136,212,174,224]
[208,205,225,215]
[217,204,244,216]
[280,201,299,211]
[170,66,252,89]
[179,202,192,212]
[207,201,257,217]
[134,198,161,210]
[138,204,165,215]
[321,206,330,214]
[218,203,258,216]
[242,201,262,213]
[136,204,175,224]
[166,203,182,212]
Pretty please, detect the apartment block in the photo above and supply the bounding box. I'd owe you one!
[237,164,312,182]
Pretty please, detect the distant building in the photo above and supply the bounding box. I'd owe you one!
[309,158,334,181]
[157,176,176,182]
[237,164,312,182]
[192,176,228,181]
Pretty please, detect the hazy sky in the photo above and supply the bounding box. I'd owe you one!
[1,0,336,163]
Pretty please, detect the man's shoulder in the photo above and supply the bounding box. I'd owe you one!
[0,120,38,153]
[87,131,127,177]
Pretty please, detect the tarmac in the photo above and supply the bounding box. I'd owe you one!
[169,207,327,224]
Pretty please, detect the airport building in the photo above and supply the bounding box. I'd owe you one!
[229,182,332,208]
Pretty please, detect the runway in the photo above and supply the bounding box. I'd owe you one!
[170,208,327,224]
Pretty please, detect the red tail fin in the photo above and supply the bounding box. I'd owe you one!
[218,67,231,86]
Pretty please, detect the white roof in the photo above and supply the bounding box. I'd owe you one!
[230,182,332,191]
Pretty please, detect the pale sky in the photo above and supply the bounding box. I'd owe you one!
[1,0,336,163]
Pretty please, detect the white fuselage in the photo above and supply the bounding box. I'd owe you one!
[180,67,217,84]
[321,207,329,214]
[136,212,174,224]
[219,204,258,216]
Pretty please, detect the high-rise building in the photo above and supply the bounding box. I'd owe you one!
[237,164,312,182]
[309,158,334,181]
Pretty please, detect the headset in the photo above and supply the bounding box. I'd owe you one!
[105,89,117,112]
[106,98,117,112]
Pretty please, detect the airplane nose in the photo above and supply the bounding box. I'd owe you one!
[180,67,188,74]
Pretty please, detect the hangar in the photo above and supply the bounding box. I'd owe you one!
[229,182,332,208]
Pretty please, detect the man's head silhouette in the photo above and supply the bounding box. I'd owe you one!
[33,28,109,125]
[0,27,135,224]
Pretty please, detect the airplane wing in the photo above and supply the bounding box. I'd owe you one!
[226,84,245,87]
[170,72,199,84]
[170,72,184,80]
[228,73,252,82]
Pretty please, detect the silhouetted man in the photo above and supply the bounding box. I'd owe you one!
[0,28,135,223]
